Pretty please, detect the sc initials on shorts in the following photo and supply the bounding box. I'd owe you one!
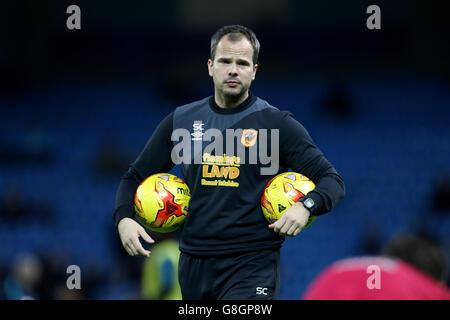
[256,287,268,295]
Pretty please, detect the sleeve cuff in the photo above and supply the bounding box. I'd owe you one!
[113,205,135,227]
[298,191,324,216]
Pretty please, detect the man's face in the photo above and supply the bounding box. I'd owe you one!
[208,35,258,99]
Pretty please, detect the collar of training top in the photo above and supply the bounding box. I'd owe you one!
[209,91,257,114]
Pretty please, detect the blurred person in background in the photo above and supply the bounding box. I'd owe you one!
[141,233,182,300]
[302,234,450,300]
[2,253,42,300]
[383,234,447,284]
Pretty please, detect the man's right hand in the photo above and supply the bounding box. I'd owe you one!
[117,217,154,257]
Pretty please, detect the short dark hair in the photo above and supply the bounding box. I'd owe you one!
[383,234,447,282]
[210,25,260,65]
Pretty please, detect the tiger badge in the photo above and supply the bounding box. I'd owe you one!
[241,129,258,147]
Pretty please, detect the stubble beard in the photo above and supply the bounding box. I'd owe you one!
[216,81,251,107]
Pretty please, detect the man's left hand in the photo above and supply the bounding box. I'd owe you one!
[268,202,310,237]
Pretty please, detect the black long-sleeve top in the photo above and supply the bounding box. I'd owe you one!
[114,93,345,255]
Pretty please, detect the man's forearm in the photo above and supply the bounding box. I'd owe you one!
[304,172,345,216]
[113,166,142,227]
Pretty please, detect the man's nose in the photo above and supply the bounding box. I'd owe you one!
[228,63,238,76]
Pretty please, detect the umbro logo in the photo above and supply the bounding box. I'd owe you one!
[191,121,204,141]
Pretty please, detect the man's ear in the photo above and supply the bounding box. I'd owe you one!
[208,59,213,77]
[252,64,258,80]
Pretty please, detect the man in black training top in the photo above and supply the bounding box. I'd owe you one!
[114,25,345,300]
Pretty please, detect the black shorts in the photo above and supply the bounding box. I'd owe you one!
[178,248,280,300]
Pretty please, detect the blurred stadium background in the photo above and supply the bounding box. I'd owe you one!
[0,0,449,299]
